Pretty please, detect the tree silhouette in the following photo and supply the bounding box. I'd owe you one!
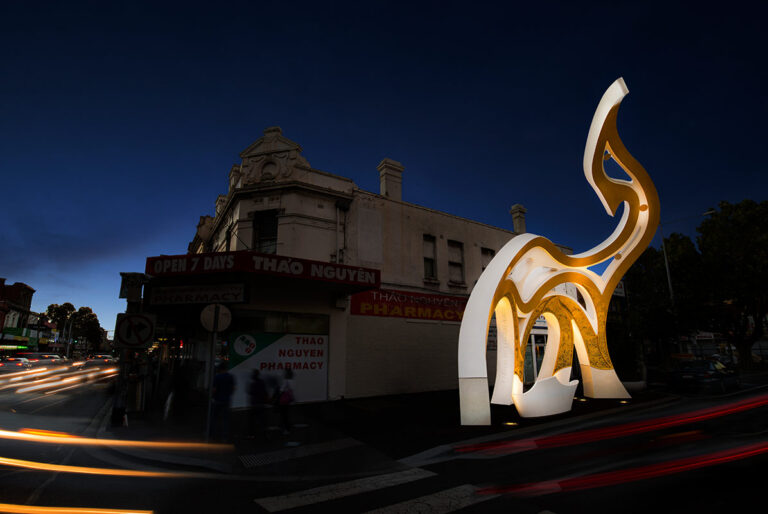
[45,303,104,353]
[45,303,75,335]
[698,200,768,367]
[624,199,768,369]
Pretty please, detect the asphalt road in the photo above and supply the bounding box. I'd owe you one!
[1,377,767,513]
[431,394,768,513]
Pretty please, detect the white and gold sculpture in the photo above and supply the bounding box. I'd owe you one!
[458,78,659,424]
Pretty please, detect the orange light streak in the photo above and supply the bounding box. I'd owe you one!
[0,455,187,478]
[44,373,119,395]
[0,368,53,383]
[19,428,80,438]
[1,368,92,391]
[0,502,152,514]
[15,368,117,394]
[16,376,84,394]
[0,428,232,451]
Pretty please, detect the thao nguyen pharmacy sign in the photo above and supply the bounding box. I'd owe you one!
[458,78,660,424]
[227,332,328,408]
[146,250,380,288]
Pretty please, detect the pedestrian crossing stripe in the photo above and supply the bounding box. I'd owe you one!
[364,484,497,513]
[254,468,435,512]
[240,438,362,468]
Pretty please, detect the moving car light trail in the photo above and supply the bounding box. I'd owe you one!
[0,427,232,451]
[0,503,153,514]
[0,366,117,395]
[16,369,118,394]
[478,440,768,496]
[0,368,59,385]
[0,455,192,478]
[0,366,225,512]
[456,393,768,455]
[0,367,229,483]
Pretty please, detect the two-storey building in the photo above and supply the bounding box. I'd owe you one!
[134,127,563,408]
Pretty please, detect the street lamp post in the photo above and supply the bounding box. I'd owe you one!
[658,209,716,354]
[64,317,75,358]
[659,209,716,307]
[659,223,675,307]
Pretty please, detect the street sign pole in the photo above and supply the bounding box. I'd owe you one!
[204,304,220,442]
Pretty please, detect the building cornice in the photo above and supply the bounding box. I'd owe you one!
[204,180,355,244]
[354,189,518,236]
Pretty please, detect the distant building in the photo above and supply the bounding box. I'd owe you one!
[131,127,570,408]
[26,313,58,351]
[0,278,36,351]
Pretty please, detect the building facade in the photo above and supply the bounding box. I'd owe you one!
[134,127,568,408]
[0,278,36,352]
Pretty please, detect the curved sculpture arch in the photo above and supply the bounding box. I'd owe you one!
[458,78,660,424]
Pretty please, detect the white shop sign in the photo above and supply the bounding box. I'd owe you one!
[228,333,328,408]
[149,284,245,305]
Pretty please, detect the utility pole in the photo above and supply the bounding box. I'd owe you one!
[658,209,716,354]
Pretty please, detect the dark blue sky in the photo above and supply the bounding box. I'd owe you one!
[1,1,766,334]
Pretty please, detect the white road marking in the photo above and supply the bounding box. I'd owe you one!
[254,468,436,511]
[240,437,361,467]
[364,484,498,513]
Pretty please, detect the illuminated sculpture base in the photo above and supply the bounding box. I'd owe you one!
[460,368,627,422]
[457,78,659,424]
[581,366,631,398]
[459,378,491,425]
[512,370,578,418]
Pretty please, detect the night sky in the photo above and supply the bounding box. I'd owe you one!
[1,1,765,335]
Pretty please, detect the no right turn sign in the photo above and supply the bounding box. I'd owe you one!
[115,313,156,349]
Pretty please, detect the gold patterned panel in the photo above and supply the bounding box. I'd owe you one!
[511,293,612,383]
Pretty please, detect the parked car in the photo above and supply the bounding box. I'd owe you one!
[0,357,33,372]
[669,359,740,393]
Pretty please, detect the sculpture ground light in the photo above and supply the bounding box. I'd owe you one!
[458,78,660,424]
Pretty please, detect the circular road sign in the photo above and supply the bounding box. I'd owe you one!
[115,313,156,349]
[200,303,232,333]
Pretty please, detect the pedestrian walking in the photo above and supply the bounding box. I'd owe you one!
[248,369,269,439]
[210,360,235,442]
[275,368,295,434]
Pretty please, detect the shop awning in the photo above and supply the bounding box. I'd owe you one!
[142,250,380,308]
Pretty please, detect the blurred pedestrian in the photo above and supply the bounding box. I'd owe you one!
[248,369,269,439]
[210,360,235,441]
[275,368,295,435]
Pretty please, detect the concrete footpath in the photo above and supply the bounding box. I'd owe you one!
[91,384,685,479]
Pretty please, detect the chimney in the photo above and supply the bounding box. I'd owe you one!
[509,204,527,233]
[377,158,404,201]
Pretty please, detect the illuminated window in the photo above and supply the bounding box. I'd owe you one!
[448,240,465,284]
[423,235,437,280]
